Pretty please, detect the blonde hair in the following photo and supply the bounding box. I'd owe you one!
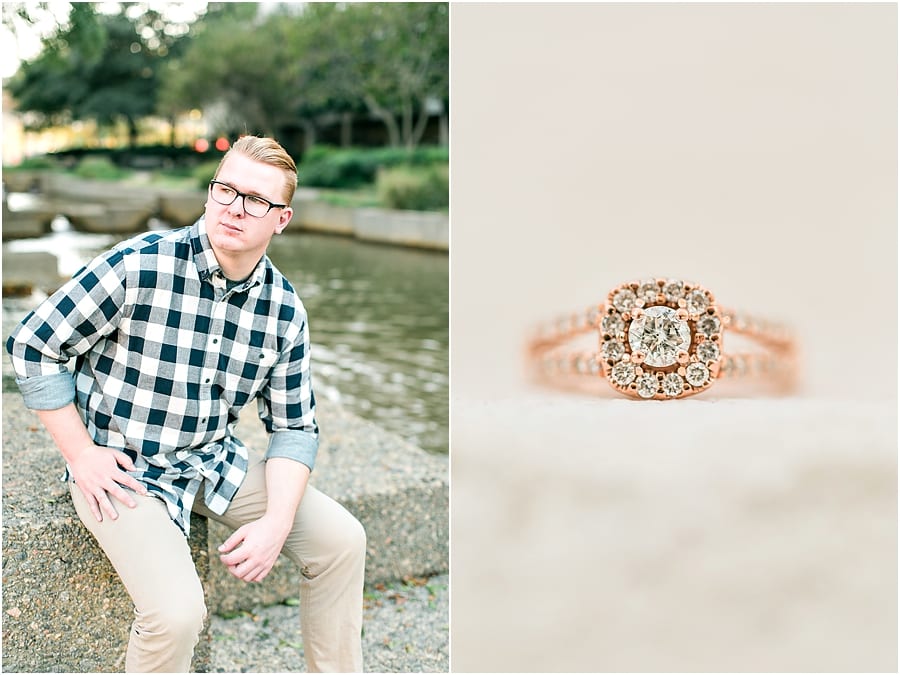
[214,136,298,204]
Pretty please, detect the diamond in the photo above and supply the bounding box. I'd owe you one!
[612,288,637,313]
[601,340,625,362]
[636,373,658,399]
[685,362,710,387]
[662,372,684,397]
[628,305,691,367]
[637,279,660,304]
[696,340,720,363]
[601,313,625,336]
[696,315,721,337]
[663,279,685,303]
[686,289,709,315]
[611,361,636,386]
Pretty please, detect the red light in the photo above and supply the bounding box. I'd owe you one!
[194,139,210,152]
[215,137,230,152]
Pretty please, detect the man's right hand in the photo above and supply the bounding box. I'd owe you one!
[68,444,148,522]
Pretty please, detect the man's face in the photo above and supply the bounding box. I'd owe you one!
[204,152,293,264]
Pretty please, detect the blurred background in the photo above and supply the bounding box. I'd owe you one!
[2,1,449,457]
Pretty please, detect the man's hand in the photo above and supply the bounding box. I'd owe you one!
[69,444,148,522]
[35,402,147,524]
[218,515,291,582]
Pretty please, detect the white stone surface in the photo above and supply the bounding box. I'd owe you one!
[451,394,897,671]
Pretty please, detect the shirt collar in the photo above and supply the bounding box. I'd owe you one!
[190,217,268,290]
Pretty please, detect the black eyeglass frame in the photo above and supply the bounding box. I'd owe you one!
[208,180,288,217]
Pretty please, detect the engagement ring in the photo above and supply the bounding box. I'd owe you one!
[526,278,798,400]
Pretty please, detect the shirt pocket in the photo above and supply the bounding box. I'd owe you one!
[256,348,279,370]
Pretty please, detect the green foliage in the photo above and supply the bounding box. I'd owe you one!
[9,2,449,152]
[376,165,448,212]
[300,146,449,189]
[192,160,223,190]
[72,156,131,181]
[4,156,59,171]
[8,4,195,145]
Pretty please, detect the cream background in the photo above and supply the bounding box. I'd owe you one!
[450,3,897,672]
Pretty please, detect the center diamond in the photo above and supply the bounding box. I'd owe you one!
[628,305,691,367]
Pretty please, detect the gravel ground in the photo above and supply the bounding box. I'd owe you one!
[210,574,449,673]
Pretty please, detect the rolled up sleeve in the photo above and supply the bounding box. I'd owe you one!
[258,307,319,470]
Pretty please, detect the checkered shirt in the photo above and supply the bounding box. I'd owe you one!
[6,219,319,536]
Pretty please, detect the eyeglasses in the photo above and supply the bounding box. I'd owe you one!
[208,180,287,218]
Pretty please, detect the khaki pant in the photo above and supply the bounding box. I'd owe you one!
[69,460,366,672]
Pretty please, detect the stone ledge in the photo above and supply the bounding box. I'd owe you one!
[207,401,449,614]
[2,393,448,671]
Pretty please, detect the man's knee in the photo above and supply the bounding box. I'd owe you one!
[136,584,207,641]
[344,513,367,561]
[323,511,366,567]
[295,509,366,579]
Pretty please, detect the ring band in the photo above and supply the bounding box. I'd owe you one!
[526,278,799,400]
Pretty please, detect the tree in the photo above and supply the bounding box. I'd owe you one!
[331,3,449,149]
[8,3,195,146]
[158,2,449,152]
[157,4,303,143]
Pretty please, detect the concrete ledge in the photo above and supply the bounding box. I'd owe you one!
[292,197,448,252]
[4,174,448,252]
[292,200,356,236]
[208,403,449,614]
[1,393,447,670]
[1,251,64,296]
[354,207,448,251]
[1,418,210,673]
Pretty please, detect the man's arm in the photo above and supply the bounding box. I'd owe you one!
[217,457,311,582]
[6,245,141,522]
[36,403,147,522]
[217,303,318,582]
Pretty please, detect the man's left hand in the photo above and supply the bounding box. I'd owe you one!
[218,515,291,582]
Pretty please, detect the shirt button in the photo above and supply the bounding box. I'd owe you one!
[205,378,211,383]
[201,418,207,424]
[212,338,218,345]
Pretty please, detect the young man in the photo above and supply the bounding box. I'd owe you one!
[6,136,365,672]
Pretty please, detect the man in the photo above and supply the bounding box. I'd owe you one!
[6,136,366,673]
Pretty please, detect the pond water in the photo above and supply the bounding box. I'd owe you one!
[3,218,448,455]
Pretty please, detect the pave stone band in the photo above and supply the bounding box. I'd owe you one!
[526,278,798,400]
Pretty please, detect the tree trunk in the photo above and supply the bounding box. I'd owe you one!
[340,112,353,147]
[410,101,432,149]
[438,113,448,146]
[402,99,414,149]
[127,117,138,148]
[299,119,317,152]
[364,93,401,147]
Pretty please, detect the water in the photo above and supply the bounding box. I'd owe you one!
[3,220,448,455]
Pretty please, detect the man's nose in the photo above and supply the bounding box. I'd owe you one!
[227,196,245,216]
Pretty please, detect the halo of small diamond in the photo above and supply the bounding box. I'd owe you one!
[601,339,625,362]
[685,362,710,387]
[599,278,724,400]
[636,373,658,399]
[612,289,637,313]
[611,361,636,386]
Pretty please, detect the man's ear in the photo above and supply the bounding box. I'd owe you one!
[275,207,293,234]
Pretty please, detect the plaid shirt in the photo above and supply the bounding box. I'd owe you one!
[6,219,318,536]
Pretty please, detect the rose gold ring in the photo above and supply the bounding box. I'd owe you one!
[526,278,799,400]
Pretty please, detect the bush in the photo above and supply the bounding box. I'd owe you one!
[73,156,131,181]
[376,165,448,211]
[192,160,222,190]
[4,156,60,171]
[300,145,449,189]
